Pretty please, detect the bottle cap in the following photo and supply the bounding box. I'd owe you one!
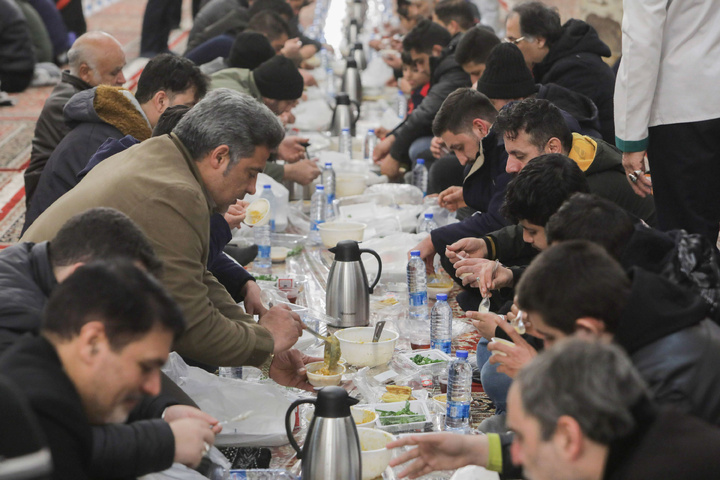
[424,213,433,219]
[368,129,375,133]
[416,158,425,165]
[410,250,421,257]
[456,350,468,359]
[325,162,332,167]
[436,293,447,301]
[263,184,272,189]
[316,185,325,190]
[342,128,350,132]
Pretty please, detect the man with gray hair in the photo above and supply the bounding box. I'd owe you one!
[388,339,720,479]
[26,31,127,203]
[22,89,317,390]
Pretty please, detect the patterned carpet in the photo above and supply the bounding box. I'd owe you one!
[0,0,190,248]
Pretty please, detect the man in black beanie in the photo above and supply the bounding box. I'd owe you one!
[209,54,320,185]
[477,42,601,139]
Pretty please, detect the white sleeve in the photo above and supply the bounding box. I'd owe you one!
[614,0,669,152]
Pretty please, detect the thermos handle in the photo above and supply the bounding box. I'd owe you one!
[359,248,382,294]
[285,398,316,459]
[351,100,361,123]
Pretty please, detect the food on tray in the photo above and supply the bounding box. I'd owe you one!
[286,244,304,257]
[381,385,414,403]
[427,274,453,288]
[410,354,444,365]
[245,199,270,226]
[375,401,426,426]
[254,274,278,282]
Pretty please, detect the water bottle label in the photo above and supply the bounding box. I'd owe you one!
[258,245,270,257]
[269,219,275,231]
[310,220,325,231]
[446,401,470,420]
[327,193,335,203]
[409,291,428,307]
[431,339,451,354]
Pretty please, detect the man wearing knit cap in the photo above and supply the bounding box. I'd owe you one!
[210,55,320,184]
[477,42,601,138]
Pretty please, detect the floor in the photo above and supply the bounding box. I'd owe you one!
[0,0,191,248]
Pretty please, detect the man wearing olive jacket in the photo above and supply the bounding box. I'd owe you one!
[22,89,315,389]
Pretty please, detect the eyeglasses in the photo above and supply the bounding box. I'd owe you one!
[503,36,526,45]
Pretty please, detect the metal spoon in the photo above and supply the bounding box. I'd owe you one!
[478,260,500,313]
[302,322,341,370]
[372,320,386,342]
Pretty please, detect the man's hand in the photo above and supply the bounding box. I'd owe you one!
[429,136,449,159]
[259,305,303,353]
[487,317,538,378]
[281,37,303,59]
[279,110,296,126]
[445,237,487,266]
[379,155,402,180]
[409,235,436,274]
[224,200,248,229]
[437,186,465,212]
[382,52,402,70]
[373,134,395,162]
[163,405,221,433]
[269,349,322,392]
[622,151,652,197]
[168,418,216,468]
[278,136,309,163]
[466,311,502,340]
[455,259,513,295]
[387,433,489,478]
[299,68,317,86]
[283,159,321,185]
[240,281,267,316]
[375,126,389,138]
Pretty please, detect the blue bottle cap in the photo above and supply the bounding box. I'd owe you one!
[424,213,433,219]
[342,128,350,132]
[416,158,425,165]
[316,185,325,190]
[368,129,375,133]
[410,250,421,257]
[436,293,447,301]
[456,350,468,358]
[325,162,332,167]
[264,184,272,189]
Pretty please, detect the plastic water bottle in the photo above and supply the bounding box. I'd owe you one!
[260,184,276,232]
[397,89,407,119]
[309,185,327,244]
[431,293,452,354]
[413,158,428,196]
[418,213,439,233]
[364,129,377,163]
[407,250,429,320]
[445,350,472,433]
[322,163,336,203]
[229,470,299,480]
[339,128,352,157]
[253,222,272,274]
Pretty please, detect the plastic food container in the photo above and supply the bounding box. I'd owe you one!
[490,337,515,357]
[334,327,399,367]
[243,198,270,227]
[336,173,367,197]
[305,361,345,387]
[400,349,453,374]
[317,221,366,247]
[363,400,433,434]
[357,427,395,480]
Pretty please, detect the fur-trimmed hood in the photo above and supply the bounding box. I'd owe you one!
[62,85,152,141]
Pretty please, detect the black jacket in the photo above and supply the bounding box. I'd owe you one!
[0,242,176,479]
[186,0,248,53]
[24,87,152,232]
[537,83,601,138]
[26,72,93,203]
[0,337,94,480]
[0,0,35,77]
[617,268,720,425]
[533,19,616,142]
[431,129,513,281]
[389,33,471,165]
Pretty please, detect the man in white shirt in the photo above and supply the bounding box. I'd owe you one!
[614,0,720,244]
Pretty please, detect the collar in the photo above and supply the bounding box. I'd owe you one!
[464,143,485,182]
[602,396,657,480]
[169,133,217,213]
[30,242,58,298]
[61,71,92,91]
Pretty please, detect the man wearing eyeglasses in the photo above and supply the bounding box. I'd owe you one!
[504,1,615,143]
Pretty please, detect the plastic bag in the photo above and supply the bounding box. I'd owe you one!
[139,447,231,480]
[162,353,297,447]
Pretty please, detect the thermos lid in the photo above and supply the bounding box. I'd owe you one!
[315,386,359,418]
[329,240,361,261]
[346,58,358,69]
[336,92,351,104]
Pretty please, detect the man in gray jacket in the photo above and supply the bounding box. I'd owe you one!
[25,31,126,204]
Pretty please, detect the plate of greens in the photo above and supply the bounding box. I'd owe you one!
[364,400,432,434]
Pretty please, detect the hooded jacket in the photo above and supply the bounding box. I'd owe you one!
[186,0,248,53]
[389,33,471,165]
[533,19,616,142]
[537,83,601,139]
[24,86,152,232]
[617,268,720,425]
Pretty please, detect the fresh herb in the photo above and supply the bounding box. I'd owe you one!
[375,401,426,425]
[255,274,278,282]
[286,245,304,257]
[410,354,444,365]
